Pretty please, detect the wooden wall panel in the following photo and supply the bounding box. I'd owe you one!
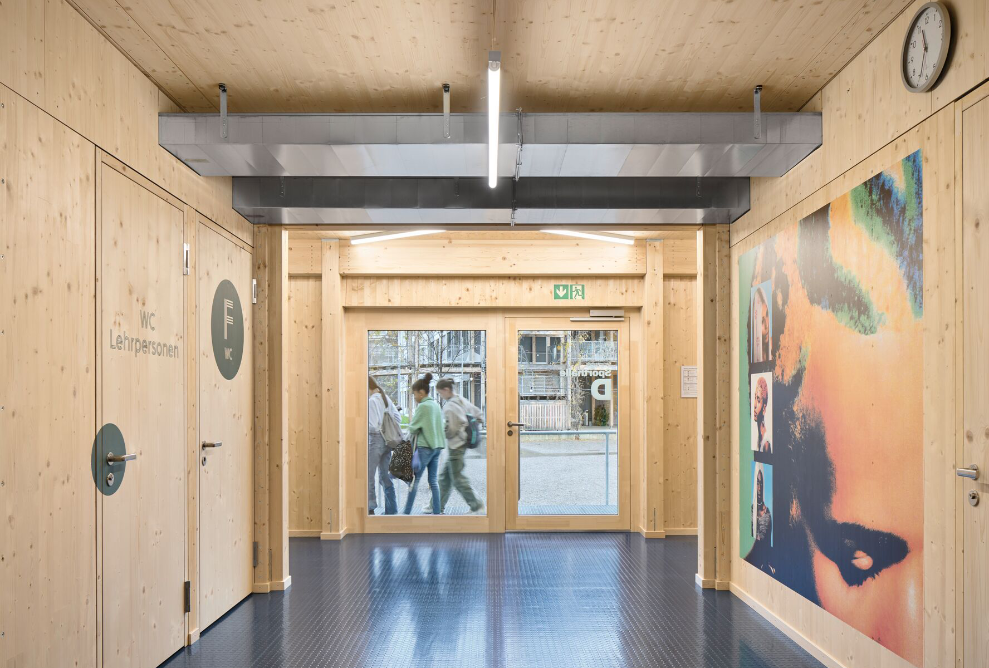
[0,0,249,245]
[0,82,97,668]
[288,238,321,276]
[0,0,45,105]
[663,277,697,532]
[663,239,698,276]
[343,276,643,308]
[340,238,646,276]
[729,108,957,668]
[732,0,989,249]
[288,277,322,534]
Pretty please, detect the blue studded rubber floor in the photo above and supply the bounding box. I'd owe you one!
[162,534,823,668]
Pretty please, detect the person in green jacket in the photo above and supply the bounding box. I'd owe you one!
[403,372,446,514]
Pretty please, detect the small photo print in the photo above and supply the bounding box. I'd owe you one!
[750,372,773,454]
[750,281,773,363]
[751,462,773,547]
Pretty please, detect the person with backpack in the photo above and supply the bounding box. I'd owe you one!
[436,377,485,515]
[403,373,446,515]
[368,377,399,515]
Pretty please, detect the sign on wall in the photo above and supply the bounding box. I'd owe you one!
[211,279,245,380]
[553,284,585,300]
[737,150,924,666]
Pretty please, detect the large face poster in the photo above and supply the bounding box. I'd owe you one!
[738,150,924,666]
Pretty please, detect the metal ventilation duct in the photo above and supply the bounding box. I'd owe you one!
[232,177,749,226]
[160,112,820,179]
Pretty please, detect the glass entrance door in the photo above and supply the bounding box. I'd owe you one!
[506,317,630,530]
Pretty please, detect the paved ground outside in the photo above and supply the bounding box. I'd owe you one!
[371,432,619,516]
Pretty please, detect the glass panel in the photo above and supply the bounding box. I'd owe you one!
[517,329,618,515]
[368,330,487,516]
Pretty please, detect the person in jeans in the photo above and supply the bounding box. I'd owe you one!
[403,373,445,515]
[367,377,398,515]
[436,378,484,514]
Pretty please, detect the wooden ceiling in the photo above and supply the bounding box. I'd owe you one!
[70,0,910,115]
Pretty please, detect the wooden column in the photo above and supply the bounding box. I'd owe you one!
[253,226,290,591]
[641,240,665,536]
[696,225,730,588]
[321,240,347,539]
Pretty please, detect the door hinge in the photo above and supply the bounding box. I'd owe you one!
[253,541,259,568]
[183,243,190,276]
[252,278,258,304]
[183,580,191,613]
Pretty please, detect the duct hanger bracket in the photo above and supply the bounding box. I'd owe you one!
[219,83,228,140]
[753,85,763,139]
[442,83,451,139]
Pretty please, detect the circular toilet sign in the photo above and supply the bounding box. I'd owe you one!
[211,279,244,380]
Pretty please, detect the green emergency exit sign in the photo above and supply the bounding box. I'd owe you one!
[553,284,585,300]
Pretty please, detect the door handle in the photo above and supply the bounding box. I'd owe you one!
[106,452,136,464]
[507,422,526,428]
[956,464,980,480]
[202,441,223,449]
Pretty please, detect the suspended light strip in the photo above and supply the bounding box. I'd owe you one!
[350,229,445,245]
[540,229,636,246]
[488,51,501,189]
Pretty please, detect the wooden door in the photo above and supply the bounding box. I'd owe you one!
[505,317,630,531]
[962,95,989,668]
[198,220,254,630]
[100,164,187,668]
[0,87,97,667]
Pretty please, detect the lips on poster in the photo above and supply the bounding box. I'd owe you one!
[737,150,924,666]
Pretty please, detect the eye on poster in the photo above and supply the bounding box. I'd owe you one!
[737,150,924,666]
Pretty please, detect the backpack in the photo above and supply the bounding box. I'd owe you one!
[380,398,404,449]
[463,413,482,449]
[388,437,414,483]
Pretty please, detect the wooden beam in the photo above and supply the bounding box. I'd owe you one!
[641,241,665,536]
[339,238,646,276]
[320,241,346,539]
[288,237,321,276]
[696,226,731,586]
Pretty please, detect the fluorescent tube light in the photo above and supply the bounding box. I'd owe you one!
[350,229,445,245]
[488,51,501,189]
[540,229,636,246]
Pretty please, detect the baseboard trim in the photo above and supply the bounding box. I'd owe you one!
[270,575,292,591]
[252,582,271,594]
[729,583,844,668]
[289,529,321,538]
[321,527,350,541]
[715,580,729,591]
[664,527,698,536]
[639,529,666,538]
[695,574,715,589]
[186,627,200,646]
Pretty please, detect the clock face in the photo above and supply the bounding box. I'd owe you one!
[902,3,950,92]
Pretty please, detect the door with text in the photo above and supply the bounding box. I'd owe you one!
[99,164,186,668]
[197,221,254,631]
[506,317,630,531]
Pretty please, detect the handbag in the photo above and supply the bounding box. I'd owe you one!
[388,437,414,484]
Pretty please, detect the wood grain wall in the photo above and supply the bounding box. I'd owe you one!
[725,2,981,664]
[664,277,698,532]
[288,278,323,535]
[284,234,701,536]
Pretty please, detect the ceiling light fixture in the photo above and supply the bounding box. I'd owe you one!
[350,229,445,245]
[540,229,636,246]
[488,51,501,189]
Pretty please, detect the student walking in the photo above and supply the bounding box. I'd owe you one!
[436,378,484,514]
[368,377,398,515]
[403,373,446,515]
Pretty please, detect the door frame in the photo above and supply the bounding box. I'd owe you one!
[505,316,631,531]
[349,309,507,533]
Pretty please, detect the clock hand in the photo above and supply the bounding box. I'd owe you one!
[919,49,927,82]
[922,29,928,52]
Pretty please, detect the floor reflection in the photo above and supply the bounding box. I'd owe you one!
[163,534,823,668]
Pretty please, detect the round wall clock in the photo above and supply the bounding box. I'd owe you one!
[901,2,952,93]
